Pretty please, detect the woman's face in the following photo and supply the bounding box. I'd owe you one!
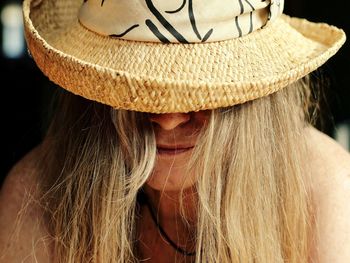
[146,110,211,192]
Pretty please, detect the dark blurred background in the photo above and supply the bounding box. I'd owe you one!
[1,0,350,186]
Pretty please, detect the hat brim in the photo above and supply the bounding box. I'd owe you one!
[23,0,346,113]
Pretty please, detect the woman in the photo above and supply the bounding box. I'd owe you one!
[1,0,350,262]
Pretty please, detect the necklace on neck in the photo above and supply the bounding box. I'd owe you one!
[144,196,196,257]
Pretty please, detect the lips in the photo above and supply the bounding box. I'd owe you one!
[156,146,194,155]
[156,144,194,149]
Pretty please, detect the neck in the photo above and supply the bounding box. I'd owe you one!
[141,184,198,226]
[135,184,198,259]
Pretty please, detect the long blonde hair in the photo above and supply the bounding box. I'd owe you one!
[38,76,317,262]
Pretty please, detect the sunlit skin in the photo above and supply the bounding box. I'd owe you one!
[137,111,211,257]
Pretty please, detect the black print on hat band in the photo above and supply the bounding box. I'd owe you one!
[202,29,214,42]
[110,24,140,38]
[244,0,255,11]
[248,12,253,33]
[238,0,244,14]
[165,0,186,14]
[189,0,201,40]
[144,0,213,43]
[145,19,170,43]
[235,0,256,38]
[246,0,256,34]
[145,0,189,43]
[235,17,243,37]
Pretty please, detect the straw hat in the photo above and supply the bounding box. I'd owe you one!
[23,0,346,113]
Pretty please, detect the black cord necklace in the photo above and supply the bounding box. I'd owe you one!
[144,197,196,257]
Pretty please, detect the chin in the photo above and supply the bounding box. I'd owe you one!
[145,176,196,192]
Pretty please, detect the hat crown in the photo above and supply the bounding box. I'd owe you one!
[78,0,284,43]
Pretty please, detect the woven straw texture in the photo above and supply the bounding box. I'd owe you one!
[23,0,346,113]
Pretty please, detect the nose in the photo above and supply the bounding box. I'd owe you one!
[149,113,191,130]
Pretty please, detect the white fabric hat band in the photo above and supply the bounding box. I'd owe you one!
[79,0,284,43]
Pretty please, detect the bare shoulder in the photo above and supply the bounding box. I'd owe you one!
[305,126,350,263]
[306,125,350,189]
[0,141,52,262]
